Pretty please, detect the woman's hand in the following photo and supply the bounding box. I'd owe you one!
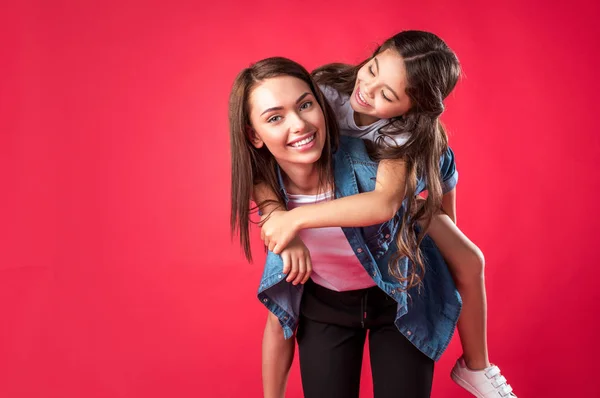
[260,210,300,254]
[279,236,312,285]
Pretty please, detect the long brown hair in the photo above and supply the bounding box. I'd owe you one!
[313,30,461,289]
[229,57,340,262]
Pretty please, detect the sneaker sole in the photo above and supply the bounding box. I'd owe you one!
[450,370,487,398]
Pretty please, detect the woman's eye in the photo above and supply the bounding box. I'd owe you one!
[382,91,392,102]
[300,101,312,110]
[267,115,282,123]
[368,65,375,76]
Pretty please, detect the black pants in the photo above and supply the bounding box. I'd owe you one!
[297,279,434,398]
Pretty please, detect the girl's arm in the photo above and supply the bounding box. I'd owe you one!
[262,159,408,253]
[439,146,458,224]
[441,187,457,224]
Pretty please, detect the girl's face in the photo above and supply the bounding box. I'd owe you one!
[350,48,412,123]
[248,76,326,171]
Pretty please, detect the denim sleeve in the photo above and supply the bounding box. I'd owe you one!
[257,251,303,339]
[440,147,459,194]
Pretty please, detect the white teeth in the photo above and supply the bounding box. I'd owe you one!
[358,90,368,106]
[291,134,315,147]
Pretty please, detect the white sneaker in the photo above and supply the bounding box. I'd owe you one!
[451,357,517,397]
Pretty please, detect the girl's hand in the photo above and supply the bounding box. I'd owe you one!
[260,210,299,254]
[280,236,313,285]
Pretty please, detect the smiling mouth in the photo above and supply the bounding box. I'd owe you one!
[355,87,371,108]
[288,133,316,148]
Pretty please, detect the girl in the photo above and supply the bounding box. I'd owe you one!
[257,31,516,398]
[230,56,461,398]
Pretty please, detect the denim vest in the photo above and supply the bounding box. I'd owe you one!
[257,136,462,361]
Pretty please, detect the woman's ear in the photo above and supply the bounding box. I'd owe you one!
[247,125,264,148]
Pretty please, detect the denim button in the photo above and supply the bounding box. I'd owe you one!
[263,298,268,303]
[385,234,390,239]
[406,330,412,336]
[357,248,363,253]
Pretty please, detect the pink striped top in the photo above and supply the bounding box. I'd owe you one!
[287,191,376,292]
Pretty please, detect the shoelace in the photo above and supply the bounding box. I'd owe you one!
[485,365,514,397]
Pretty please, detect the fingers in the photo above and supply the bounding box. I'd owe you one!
[286,254,299,284]
[282,251,291,275]
[301,254,312,284]
[291,256,305,286]
[279,238,312,285]
[273,241,283,255]
[263,236,271,251]
[273,234,292,255]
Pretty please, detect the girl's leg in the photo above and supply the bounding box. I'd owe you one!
[262,312,295,398]
[425,213,489,369]
[425,214,517,396]
[427,214,490,370]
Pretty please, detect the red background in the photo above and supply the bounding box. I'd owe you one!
[2,0,599,397]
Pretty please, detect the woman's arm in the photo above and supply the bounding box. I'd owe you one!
[254,183,313,285]
[253,182,285,217]
[262,159,408,253]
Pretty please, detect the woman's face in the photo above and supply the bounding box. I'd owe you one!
[248,76,326,171]
[349,48,412,122]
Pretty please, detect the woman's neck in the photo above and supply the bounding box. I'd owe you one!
[279,163,322,195]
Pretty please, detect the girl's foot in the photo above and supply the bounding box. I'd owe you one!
[451,357,516,397]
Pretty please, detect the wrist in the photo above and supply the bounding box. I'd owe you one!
[288,208,305,232]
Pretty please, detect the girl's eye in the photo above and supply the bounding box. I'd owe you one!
[267,115,282,123]
[299,101,312,110]
[382,91,392,102]
[368,65,375,76]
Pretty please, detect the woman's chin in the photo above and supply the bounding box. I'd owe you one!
[297,152,322,164]
[282,151,322,167]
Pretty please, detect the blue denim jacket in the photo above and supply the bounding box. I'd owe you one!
[257,136,462,361]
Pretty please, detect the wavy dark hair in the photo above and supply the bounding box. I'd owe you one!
[313,30,461,289]
[229,57,340,262]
